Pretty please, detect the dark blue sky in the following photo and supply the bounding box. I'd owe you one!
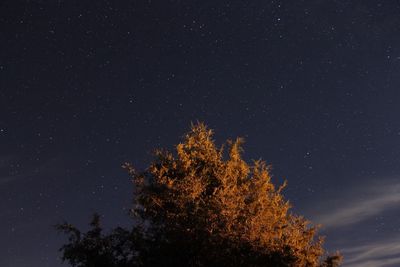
[1,1,400,266]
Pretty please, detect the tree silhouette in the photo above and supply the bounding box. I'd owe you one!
[57,123,342,267]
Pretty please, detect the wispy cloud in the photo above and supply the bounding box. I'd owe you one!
[313,180,400,229]
[342,238,400,267]
[0,175,19,185]
[0,154,62,186]
[307,179,400,266]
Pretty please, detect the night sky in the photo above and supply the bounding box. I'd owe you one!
[1,1,400,266]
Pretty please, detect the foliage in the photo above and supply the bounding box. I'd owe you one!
[57,123,342,267]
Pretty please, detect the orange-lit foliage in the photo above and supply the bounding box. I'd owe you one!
[122,123,342,267]
[57,123,342,267]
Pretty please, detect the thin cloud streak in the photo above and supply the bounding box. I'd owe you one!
[343,238,400,267]
[314,180,400,229]
[0,156,63,186]
[310,180,400,266]
[0,175,18,185]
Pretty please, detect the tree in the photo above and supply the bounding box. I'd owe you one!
[57,123,342,267]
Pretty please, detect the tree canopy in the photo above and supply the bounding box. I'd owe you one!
[57,123,342,267]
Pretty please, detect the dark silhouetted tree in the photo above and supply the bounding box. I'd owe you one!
[57,123,342,267]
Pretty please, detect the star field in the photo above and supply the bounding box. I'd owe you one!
[1,1,400,266]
